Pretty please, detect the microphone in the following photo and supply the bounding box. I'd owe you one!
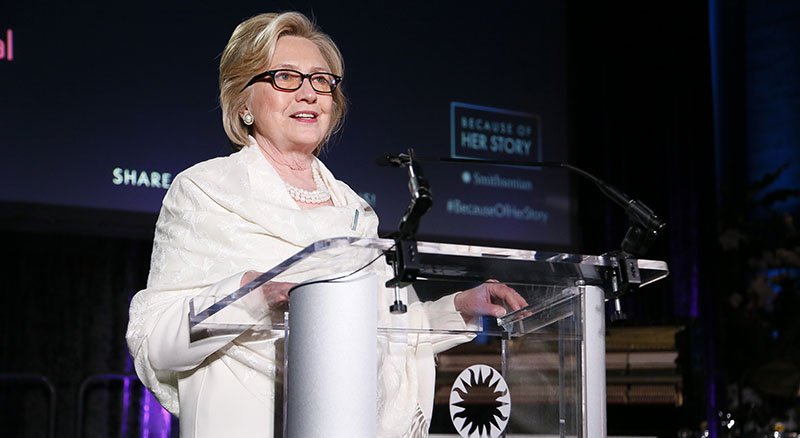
[375,152,433,239]
[377,155,666,257]
[375,153,410,167]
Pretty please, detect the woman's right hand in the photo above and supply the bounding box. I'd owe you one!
[241,271,295,310]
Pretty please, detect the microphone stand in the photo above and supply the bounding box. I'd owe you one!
[382,149,433,314]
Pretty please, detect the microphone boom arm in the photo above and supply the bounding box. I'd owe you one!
[383,149,433,312]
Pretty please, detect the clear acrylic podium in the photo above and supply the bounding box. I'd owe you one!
[188,237,668,437]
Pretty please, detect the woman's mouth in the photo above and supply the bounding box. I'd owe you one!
[290,111,318,122]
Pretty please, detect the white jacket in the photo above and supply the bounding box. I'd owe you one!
[126,140,471,437]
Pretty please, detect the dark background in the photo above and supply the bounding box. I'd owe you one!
[0,1,571,250]
[2,0,800,436]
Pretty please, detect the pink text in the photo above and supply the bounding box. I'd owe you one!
[0,29,14,61]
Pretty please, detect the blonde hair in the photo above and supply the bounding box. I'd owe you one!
[219,12,346,153]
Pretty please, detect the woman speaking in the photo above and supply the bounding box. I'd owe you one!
[126,11,525,437]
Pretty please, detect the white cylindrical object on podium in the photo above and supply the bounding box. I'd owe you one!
[582,284,607,438]
[286,271,377,438]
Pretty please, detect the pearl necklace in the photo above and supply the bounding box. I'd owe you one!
[284,166,331,204]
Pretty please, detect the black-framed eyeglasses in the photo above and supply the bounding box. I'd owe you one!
[242,69,342,93]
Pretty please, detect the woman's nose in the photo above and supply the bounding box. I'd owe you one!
[295,78,318,102]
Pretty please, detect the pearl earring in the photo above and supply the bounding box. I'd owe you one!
[242,112,254,126]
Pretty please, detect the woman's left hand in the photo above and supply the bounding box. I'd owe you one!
[453,279,528,321]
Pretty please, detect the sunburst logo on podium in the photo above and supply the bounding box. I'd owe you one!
[449,364,511,438]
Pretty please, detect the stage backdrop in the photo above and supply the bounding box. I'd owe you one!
[0,1,571,250]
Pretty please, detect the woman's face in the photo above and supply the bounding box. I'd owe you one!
[245,36,333,154]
